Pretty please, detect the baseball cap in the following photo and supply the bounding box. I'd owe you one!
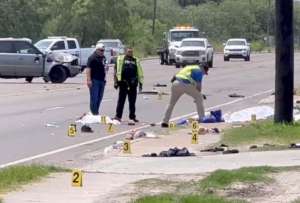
[96,43,105,50]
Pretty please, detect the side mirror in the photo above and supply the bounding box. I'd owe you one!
[247,43,251,46]
[207,44,212,48]
[223,43,226,46]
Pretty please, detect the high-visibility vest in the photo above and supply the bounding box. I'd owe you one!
[176,65,201,85]
[116,55,144,84]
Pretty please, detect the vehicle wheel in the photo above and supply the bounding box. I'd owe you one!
[224,56,229,61]
[245,55,250,61]
[25,77,33,83]
[175,63,181,68]
[49,66,67,83]
[208,57,213,68]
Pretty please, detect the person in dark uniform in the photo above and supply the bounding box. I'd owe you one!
[113,48,144,124]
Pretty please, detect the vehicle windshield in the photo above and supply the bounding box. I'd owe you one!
[170,31,199,42]
[35,40,53,50]
[227,40,246,46]
[181,41,205,47]
[100,42,118,48]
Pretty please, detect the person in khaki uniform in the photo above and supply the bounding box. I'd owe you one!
[161,63,209,128]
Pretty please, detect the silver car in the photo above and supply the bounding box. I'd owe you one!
[0,38,80,83]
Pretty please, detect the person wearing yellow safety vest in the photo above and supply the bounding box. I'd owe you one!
[113,47,144,124]
[161,63,209,128]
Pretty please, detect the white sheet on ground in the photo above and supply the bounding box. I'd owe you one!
[76,113,121,125]
[225,106,274,123]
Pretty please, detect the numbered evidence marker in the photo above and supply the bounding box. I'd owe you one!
[191,121,199,132]
[101,116,107,124]
[123,140,132,154]
[169,122,176,129]
[107,123,114,133]
[191,131,199,144]
[68,124,77,137]
[72,170,83,187]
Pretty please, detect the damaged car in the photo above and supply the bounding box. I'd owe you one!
[0,38,81,83]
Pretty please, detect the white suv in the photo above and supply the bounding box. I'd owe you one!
[175,38,214,68]
[223,38,250,61]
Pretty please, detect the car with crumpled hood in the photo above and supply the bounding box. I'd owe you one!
[0,38,81,83]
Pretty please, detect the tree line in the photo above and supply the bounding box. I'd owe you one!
[1,0,300,55]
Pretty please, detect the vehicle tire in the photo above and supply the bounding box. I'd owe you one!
[245,55,250,61]
[208,56,213,68]
[175,63,181,68]
[25,77,33,83]
[224,56,229,61]
[49,66,67,83]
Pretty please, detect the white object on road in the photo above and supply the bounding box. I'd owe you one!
[76,113,120,125]
[225,106,274,123]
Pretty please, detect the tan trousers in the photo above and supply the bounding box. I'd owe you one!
[163,80,204,123]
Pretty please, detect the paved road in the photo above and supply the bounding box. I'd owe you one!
[0,53,299,167]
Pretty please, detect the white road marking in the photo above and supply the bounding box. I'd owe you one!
[0,89,273,169]
[45,107,65,111]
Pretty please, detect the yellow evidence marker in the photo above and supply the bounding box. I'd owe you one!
[191,121,199,132]
[72,169,83,187]
[191,131,199,144]
[107,123,114,133]
[68,124,77,137]
[123,140,132,154]
[169,122,176,129]
[101,116,107,124]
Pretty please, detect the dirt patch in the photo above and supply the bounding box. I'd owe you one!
[221,171,300,203]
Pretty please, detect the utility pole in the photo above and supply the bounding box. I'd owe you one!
[152,0,157,35]
[274,0,294,123]
[267,0,271,49]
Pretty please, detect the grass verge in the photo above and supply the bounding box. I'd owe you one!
[199,166,277,191]
[132,194,245,203]
[221,121,300,146]
[0,165,68,193]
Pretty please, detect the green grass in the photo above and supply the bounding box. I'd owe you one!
[200,166,277,191]
[0,165,68,193]
[221,121,300,146]
[132,194,245,203]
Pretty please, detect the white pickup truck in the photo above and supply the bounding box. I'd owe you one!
[175,38,214,68]
[35,37,112,68]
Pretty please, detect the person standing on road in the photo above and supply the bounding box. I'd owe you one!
[113,47,144,124]
[161,63,209,128]
[86,43,107,115]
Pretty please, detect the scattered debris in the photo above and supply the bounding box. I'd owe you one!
[81,125,93,133]
[125,131,157,140]
[143,96,150,100]
[139,90,169,95]
[203,94,207,100]
[143,147,195,157]
[290,143,300,149]
[45,123,59,128]
[249,145,258,149]
[153,83,167,87]
[76,113,120,125]
[223,149,239,154]
[229,93,245,98]
[150,123,156,126]
[200,110,225,123]
[201,144,228,152]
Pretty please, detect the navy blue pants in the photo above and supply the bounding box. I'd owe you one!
[89,79,105,115]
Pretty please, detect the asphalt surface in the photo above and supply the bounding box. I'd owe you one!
[0,53,300,168]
